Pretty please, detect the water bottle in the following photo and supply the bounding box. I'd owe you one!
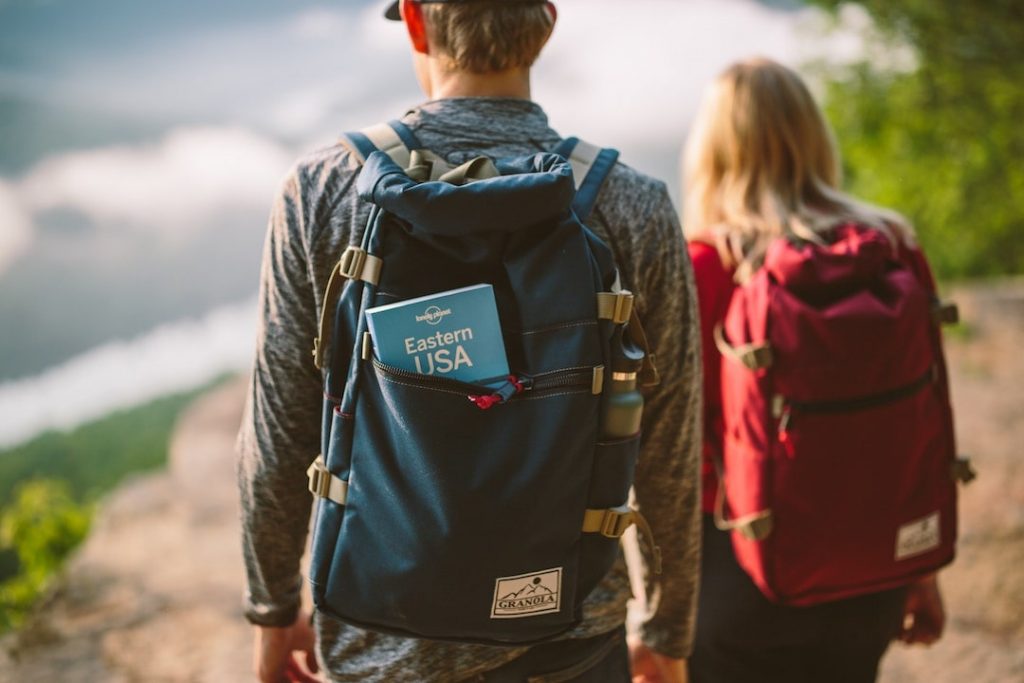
[602,329,645,438]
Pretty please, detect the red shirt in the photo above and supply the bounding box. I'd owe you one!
[687,241,735,514]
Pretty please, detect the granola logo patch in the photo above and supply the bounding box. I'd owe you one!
[896,512,941,560]
[490,568,562,619]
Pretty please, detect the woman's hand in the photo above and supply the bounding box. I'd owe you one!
[629,638,688,683]
[897,573,945,646]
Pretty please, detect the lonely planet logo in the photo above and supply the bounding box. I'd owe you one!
[415,305,452,326]
[491,567,562,619]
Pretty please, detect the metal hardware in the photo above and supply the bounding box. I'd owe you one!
[592,365,605,395]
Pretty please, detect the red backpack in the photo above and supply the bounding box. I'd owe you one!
[714,224,973,605]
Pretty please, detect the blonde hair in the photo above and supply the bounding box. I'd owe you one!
[683,57,913,281]
[423,2,554,73]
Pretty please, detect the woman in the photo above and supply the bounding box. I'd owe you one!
[682,58,946,683]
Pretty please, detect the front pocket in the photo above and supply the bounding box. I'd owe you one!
[767,370,952,600]
[323,359,601,643]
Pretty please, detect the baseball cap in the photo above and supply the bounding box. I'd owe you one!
[384,0,548,21]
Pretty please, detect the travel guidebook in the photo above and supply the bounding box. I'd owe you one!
[365,284,509,385]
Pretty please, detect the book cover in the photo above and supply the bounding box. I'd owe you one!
[365,284,509,384]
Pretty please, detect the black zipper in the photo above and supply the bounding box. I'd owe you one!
[775,366,937,435]
[371,358,596,395]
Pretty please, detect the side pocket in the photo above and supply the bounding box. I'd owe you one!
[578,434,641,596]
[588,435,641,508]
[309,408,354,599]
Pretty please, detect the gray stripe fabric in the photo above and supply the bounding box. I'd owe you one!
[236,97,702,682]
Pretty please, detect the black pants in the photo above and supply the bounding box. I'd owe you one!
[476,626,630,683]
[690,516,906,683]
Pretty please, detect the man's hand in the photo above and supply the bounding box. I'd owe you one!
[254,610,320,683]
[897,573,945,646]
[629,638,688,683]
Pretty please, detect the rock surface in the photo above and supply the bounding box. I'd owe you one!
[2,282,1023,682]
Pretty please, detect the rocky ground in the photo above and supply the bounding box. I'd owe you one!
[1,281,1022,682]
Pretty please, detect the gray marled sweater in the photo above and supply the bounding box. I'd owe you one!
[236,98,702,682]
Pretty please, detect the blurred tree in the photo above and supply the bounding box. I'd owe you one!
[0,480,91,630]
[809,0,1024,278]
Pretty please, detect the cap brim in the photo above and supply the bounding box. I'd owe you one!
[384,1,401,21]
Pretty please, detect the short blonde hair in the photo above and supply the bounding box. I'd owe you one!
[683,57,913,280]
[423,2,554,73]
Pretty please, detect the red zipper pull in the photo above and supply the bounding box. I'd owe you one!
[777,405,795,458]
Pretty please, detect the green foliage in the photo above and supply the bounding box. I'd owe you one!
[0,379,224,631]
[0,387,213,506]
[0,480,91,630]
[808,0,1024,279]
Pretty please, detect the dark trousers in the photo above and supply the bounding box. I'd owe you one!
[690,516,906,683]
[475,626,631,683]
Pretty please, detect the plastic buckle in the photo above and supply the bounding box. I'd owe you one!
[599,505,634,539]
[307,458,330,498]
[338,246,368,281]
[610,291,634,324]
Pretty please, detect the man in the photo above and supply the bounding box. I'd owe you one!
[237,1,702,681]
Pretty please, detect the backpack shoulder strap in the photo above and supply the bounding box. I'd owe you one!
[340,119,422,167]
[552,137,620,221]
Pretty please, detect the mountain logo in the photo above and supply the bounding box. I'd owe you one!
[491,567,562,619]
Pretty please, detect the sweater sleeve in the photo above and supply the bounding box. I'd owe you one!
[628,193,704,659]
[236,168,323,627]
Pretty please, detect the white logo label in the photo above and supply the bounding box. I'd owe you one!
[491,567,562,619]
[895,512,941,560]
[415,305,452,325]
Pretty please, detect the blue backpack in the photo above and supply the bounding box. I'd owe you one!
[306,120,659,645]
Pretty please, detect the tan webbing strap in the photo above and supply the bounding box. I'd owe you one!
[312,246,383,369]
[933,301,960,326]
[596,290,635,324]
[713,323,773,371]
[566,139,602,190]
[627,307,661,386]
[361,122,413,168]
[307,455,349,505]
[951,456,977,484]
[582,505,662,574]
[713,478,773,541]
[438,156,501,185]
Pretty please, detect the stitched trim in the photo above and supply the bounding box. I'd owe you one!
[531,365,594,377]
[376,375,469,398]
[520,389,589,401]
[514,320,598,336]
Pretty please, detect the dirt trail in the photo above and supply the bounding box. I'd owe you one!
[2,282,1022,682]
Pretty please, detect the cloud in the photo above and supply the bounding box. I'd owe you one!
[18,127,292,240]
[0,297,257,449]
[535,0,843,146]
[0,179,33,271]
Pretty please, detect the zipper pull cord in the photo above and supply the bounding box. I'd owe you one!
[778,406,795,458]
[468,375,527,410]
